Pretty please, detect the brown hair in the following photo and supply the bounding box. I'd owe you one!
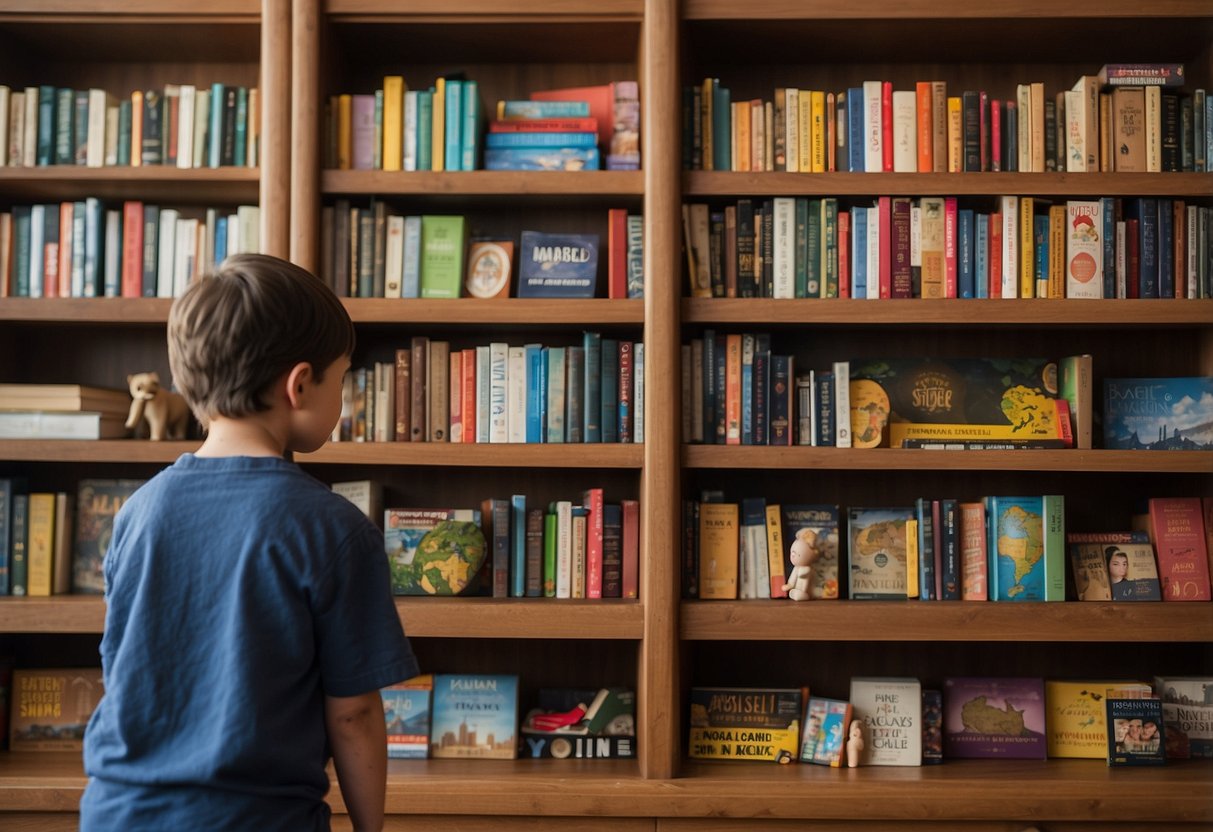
[168,254,355,426]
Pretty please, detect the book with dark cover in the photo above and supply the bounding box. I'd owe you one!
[517,231,599,298]
[688,687,801,762]
[944,677,1047,759]
[72,479,145,594]
[1103,377,1213,451]
[1107,697,1166,766]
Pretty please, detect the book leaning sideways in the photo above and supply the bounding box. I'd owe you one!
[687,687,802,763]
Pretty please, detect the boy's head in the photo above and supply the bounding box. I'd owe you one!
[168,254,355,428]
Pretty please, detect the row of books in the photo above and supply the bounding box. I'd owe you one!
[0,83,259,170]
[685,67,1209,174]
[0,200,262,299]
[689,675,1212,765]
[682,196,1213,302]
[332,334,644,445]
[324,78,640,173]
[684,495,1213,604]
[320,203,642,300]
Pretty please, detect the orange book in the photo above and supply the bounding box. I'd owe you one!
[337,93,352,170]
[916,82,933,172]
[121,201,143,298]
[988,212,1002,298]
[1146,498,1212,601]
[431,78,445,172]
[448,350,463,444]
[57,202,72,296]
[946,96,962,173]
[735,100,751,172]
[130,90,143,168]
[725,333,741,444]
[461,347,476,442]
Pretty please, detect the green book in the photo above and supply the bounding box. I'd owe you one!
[543,510,557,597]
[10,494,28,596]
[806,198,822,297]
[416,89,433,171]
[117,100,132,165]
[1043,494,1066,602]
[793,197,807,298]
[419,215,466,298]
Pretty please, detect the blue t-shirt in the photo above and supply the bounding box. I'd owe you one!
[81,454,418,831]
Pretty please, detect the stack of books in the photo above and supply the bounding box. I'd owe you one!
[0,384,130,440]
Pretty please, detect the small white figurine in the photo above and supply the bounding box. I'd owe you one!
[846,719,865,768]
[782,527,823,601]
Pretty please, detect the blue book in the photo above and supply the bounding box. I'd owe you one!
[483,146,600,171]
[1134,198,1159,298]
[974,213,989,298]
[525,344,545,444]
[1100,197,1117,298]
[213,216,227,268]
[444,79,463,171]
[430,674,519,759]
[484,131,598,148]
[986,496,1046,601]
[510,495,527,597]
[499,100,589,119]
[461,79,480,171]
[915,497,936,601]
[701,329,716,444]
[958,208,975,298]
[545,346,566,443]
[381,679,431,759]
[1103,376,1213,450]
[416,90,433,171]
[233,86,248,168]
[852,206,868,299]
[517,231,599,298]
[1158,198,1174,299]
[600,338,619,443]
[847,87,865,172]
[36,85,55,166]
[740,334,754,446]
[711,80,731,172]
[401,215,421,298]
[141,204,159,297]
[208,83,225,168]
[753,333,770,445]
[769,354,791,445]
[83,197,102,297]
[0,478,27,595]
[582,331,602,442]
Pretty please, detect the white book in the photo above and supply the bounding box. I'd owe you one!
[1187,205,1199,299]
[1065,200,1103,299]
[634,341,644,444]
[863,80,882,173]
[489,341,509,443]
[104,104,120,166]
[70,203,85,296]
[226,212,241,259]
[771,197,796,298]
[507,346,526,443]
[331,480,383,520]
[22,87,37,167]
[177,85,196,169]
[1064,88,1086,172]
[892,89,917,172]
[1000,195,1019,299]
[833,360,851,448]
[784,87,799,172]
[156,208,179,298]
[403,90,418,171]
[237,205,260,254]
[555,500,573,599]
[203,208,217,272]
[909,203,922,270]
[1072,75,1099,171]
[174,217,199,297]
[475,345,491,443]
[850,677,922,766]
[0,410,127,440]
[1115,220,1127,298]
[375,361,395,441]
[103,209,122,297]
[1145,85,1161,173]
[865,205,880,300]
[28,204,44,298]
[192,88,210,169]
[383,214,404,298]
[85,89,107,168]
[0,86,9,167]
[401,215,421,298]
[763,100,774,172]
[1016,84,1031,173]
[545,346,566,443]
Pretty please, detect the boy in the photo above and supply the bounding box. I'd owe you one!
[81,254,417,831]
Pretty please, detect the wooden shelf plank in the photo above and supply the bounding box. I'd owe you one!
[0,298,173,324]
[0,597,104,633]
[684,171,1213,197]
[344,298,644,325]
[0,166,259,203]
[683,298,1213,327]
[683,446,1213,473]
[3,753,1209,822]
[681,600,1213,642]
[0,440,193,463]
[327,0,641,15]
[323,170,643,198]
[684,0,1210,19]
[0,2,259,14]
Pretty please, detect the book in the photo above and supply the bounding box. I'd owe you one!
[517,231,599,298]
[464,240,513,299]
[383,508,485,596]
[847,507,914,599]
[698,501,738,599]
[10,668,104,751]
[72,479,145,594]
[520,687,637,759]
[331,480,384,521]
[1154,676,1213,759]
[1144,497,1212,601]
[779,504,840,599]
[419,215,466,299]
[943,677,1047,759]
[987,496,1046,601]
[1045,679,1146,758]
[1107,696,1166,766]
[429,674,519,759]
[1103,377,1213,451]
[922,689,943,764]
[0,384,130,414]
[849,677,922,766]
[483,146,600,171]
[381,675,433,759]
[0,411,128,440]
[800,696,852,766]
[688,687,801,763]
[1098,63,1185,87]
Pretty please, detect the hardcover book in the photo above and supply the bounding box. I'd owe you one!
[944,677,1047,759]
[71,478,144,594]
[688,686,801,763]
[517,231,599,298]
[780,504,840,599]
[987,496,1046,601]
[418,215,466,299]
[383,508,484,596]
[1154,676,1213,759]
[430,674,519,759]
[1144,497,1212,601]
[1107,697,1166,766]
[1045,679,1145,758]
[10,668,104,751]
[922,689,943,764]
[849,677,922,766]
[1103,377,1213,450]
[800,696,852,766]
[381,674,433,759]
[847,506,914,599]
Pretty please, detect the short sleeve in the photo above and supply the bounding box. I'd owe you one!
[313,522,418,697]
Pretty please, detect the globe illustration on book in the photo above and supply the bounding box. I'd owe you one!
[413,520,487,595]
[849,379,890,448]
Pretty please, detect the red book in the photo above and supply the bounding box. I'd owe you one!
[121,200,144,298]
[978,91,989,171]
[878,195,892,298]
[989,212,1003,298]
[881,81,894,172]
[532,84,613,146]
[1125,217,1140,298]
[42,238,58,298]
[1146,498,1212,601]
[837,210,850,298]
[583,487,605,599]
[607,208,627,299]
[448,350,463,444]
[943,197,958,298]
[621,498,640,599]
[1173,199,1185,298]
[488,117,599,133]
[991,100,1002,172]
[461,347,476,443]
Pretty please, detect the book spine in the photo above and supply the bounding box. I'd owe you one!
[510,495,527,597]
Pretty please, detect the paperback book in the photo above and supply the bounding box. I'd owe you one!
[1154,676,1213,759]
[517,231,600,298]
[780,504,840,599]
[1107,697,1166,766]
[943,677,1047,759]
[847,507,914,599]
[71,478,145,594]
[799,696,852,766]
[688,687,801,763]
[383,508,484,595]
[1045,679,1148,758]
[1103,377,1213,451]
[381,674,432,759]
[10,668,104,751]
[848,677,922,766]
[430,674,519,759]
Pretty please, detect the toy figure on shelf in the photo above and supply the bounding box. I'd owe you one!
[782,528,823,601]
[846,719,865,768]
[125,372,191,441]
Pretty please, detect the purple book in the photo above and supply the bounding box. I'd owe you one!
[943,677,1047,759]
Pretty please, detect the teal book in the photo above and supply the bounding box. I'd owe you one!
[416,90,433,171]
[208,82,225,167]
[461,79,480,171]
[419,215,466,298]
[233,86,248,167]
[806,198,822,297]
[373,88,383,170]
[443,79,462,171]
[600,337,619,443]
[987,496,1046,601]
[582,331,602,442]
[510,495,527,597]
[54,88,74,165]
[117,100,132,165]
[36,85,55,166]
[711,80,730,171]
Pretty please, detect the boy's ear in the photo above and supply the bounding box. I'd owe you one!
[284,362,314,409]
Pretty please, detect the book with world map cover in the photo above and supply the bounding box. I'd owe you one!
[848,357,1061,448]
[944,677,1047,759]
[847,506,915,599]
[986,496,1046,601]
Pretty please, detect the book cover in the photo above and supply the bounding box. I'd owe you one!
[943,677,1046,759]
[922,689,943,764]
[464,240,512,299]
[698,502,738,599]
[72,479,145,595]
[1103,377,1213,451]
[483,146,600,171]
[520,687,636,760]
[1107,697,1166,766]
[517,231,599,298]
[1104,542,1162,601]
[849,677,922,766]
[1145,497,1212,601]
[688,687,801,763]
[10,667,104,751]
[987,496,1045,601]
[847,507,914,599]
[383,508,485,596]
[430,674,518,759]
[418,215,466,299]
[780,504,840,600]
[382,674,432,759]
[1154,676,1213,759]
[1046,679,1144,758]
[800,696,852,766]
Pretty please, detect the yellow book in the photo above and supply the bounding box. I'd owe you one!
[810,90,826,172]
[1099,92,1112,172]
[130,90,143,168]
[382,75,405,172]
[765,504,786,598]
[337,93,353,170]
[432,77,445,172]
[1019,196,1035,298]
[1030,81,1045,173]
[946,96,962,173]
[735,101,750,172]
[1048,204,1066,298]
[26,492,56,597]
[905,518,919,598]
[725,334,741,443]
[797,90,812,173]
[698,502,739,599]
[888,407,1065,446]
[1045,680,1148,759]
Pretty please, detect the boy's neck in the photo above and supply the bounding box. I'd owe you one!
[195,415,289,458]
